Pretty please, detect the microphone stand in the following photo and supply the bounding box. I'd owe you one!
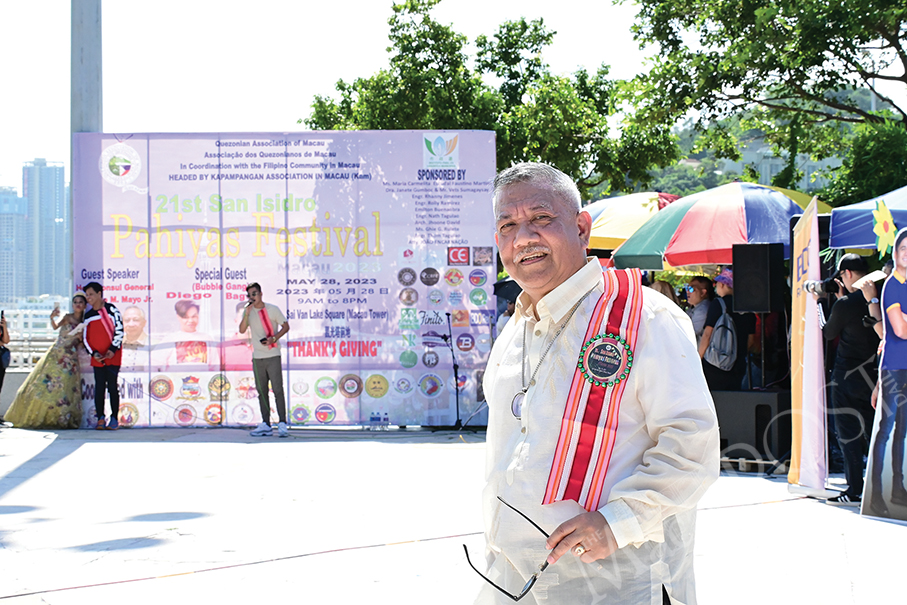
[435,312,463,431]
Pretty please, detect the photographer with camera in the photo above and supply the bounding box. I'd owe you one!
[818,255,880,506]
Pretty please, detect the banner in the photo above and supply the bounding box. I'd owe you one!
[788,199,827,490]
[72,131,496,428]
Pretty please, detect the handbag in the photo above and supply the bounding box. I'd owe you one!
[0,346,10,369]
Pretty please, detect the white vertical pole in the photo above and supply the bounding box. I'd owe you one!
[70,0,101,295]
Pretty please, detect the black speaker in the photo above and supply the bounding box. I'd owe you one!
[733,243,785,313]
[712,390,792,461]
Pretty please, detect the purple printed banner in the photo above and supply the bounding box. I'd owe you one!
[73,131,496,428]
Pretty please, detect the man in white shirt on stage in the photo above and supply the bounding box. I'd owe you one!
[470,163,719,604]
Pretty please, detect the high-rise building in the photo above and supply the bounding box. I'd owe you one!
[0,187,30,302]
[22,158,70,298]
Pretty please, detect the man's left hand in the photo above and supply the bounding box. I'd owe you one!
[545,511,618,564]
[103,350,115,360]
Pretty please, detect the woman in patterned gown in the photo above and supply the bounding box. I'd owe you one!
[4,294,88,429]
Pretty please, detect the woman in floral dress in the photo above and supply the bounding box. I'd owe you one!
[5,294,88,429]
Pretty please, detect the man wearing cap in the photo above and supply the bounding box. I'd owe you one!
[866,229,907,517]
[684,276,714,345]
[472,162,719,604]
[699,268,756,391]
[818,254,879,506]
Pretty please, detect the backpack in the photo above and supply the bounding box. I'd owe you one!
[703,298,737,371]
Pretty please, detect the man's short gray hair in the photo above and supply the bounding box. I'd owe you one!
[493,162,581,215]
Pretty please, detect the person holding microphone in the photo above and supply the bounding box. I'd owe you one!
[241,283,290,438]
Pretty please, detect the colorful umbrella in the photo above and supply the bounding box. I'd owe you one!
[829,184,907,250]
[584,192,680,250]
[612,182,816,269]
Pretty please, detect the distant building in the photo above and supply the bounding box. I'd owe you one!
[22,158,71,298]
[721,141,842,192]
[0,187,30,302]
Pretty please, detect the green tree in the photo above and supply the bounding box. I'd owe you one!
[302,0,680,196]
[623,0,907,175]
[820,119,907,206]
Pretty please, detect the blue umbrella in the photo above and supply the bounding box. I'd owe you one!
[829,184,907,249]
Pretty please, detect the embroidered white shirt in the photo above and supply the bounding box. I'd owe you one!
[478,259,720,604]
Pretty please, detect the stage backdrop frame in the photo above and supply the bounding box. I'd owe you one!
[73,130,496,429]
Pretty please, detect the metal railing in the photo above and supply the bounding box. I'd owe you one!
[4,337,57,370]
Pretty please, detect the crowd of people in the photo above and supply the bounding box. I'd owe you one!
[640,269,761,392]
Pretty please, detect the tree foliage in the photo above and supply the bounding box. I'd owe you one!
[302,0,679,197]
[624,0,907,168]
[820,120,907,206]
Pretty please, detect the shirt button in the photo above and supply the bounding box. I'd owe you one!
[521,427,527,434]
[534,330,541,336]
[530,379,536,386]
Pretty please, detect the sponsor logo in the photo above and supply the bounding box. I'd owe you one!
[291,404,311,425]
[447,373,468,392]
[232,403,255,424]
[98,142,148,194]
[451,310,470,327]
[208,374,230,401]
[398,247,416,266]
[424,250,444,268]
[399,350,418,368]
[118,403,139,428]
[473,247,494,266]
[292,381,309,396]
[174,404,196,427]
[448,291,464,306]
[339,374,363,398]
[448,247,470,265]
[315,377,338,399]
[423,133,459,169]
[399,308,420,330]
[364,374,389,398]
[476,333,492,353]
[456,333,476,352]
[428,289,444,306]
[204,403,224,426]
[422,350,440,368]
[394,373,415,395]
[399,288,419,306]
[418,373,444,398]
[315,403,336,424]
[468,269,487,287]
[422,330,445,347]
[420,267,440,286]
[469,288,488,306]
[445,269,464,286]
[397,267,417,286]
[419,310,445,325]
[470,310,495,326]
[178,376,203,401]
[150,375,174,401]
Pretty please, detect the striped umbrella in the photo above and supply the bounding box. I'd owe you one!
[612,182,827,269]
[584,192,679,250]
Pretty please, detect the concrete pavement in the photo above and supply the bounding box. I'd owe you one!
[0,426,903,604]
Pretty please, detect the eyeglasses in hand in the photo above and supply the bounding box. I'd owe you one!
[463,496,551,602]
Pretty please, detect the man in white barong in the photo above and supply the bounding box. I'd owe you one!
[470,163,720,605]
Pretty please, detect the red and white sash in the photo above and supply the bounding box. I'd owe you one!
[543,268,644,512]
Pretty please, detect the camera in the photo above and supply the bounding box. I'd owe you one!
[260,337,268,344]
[804,277,840,296]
